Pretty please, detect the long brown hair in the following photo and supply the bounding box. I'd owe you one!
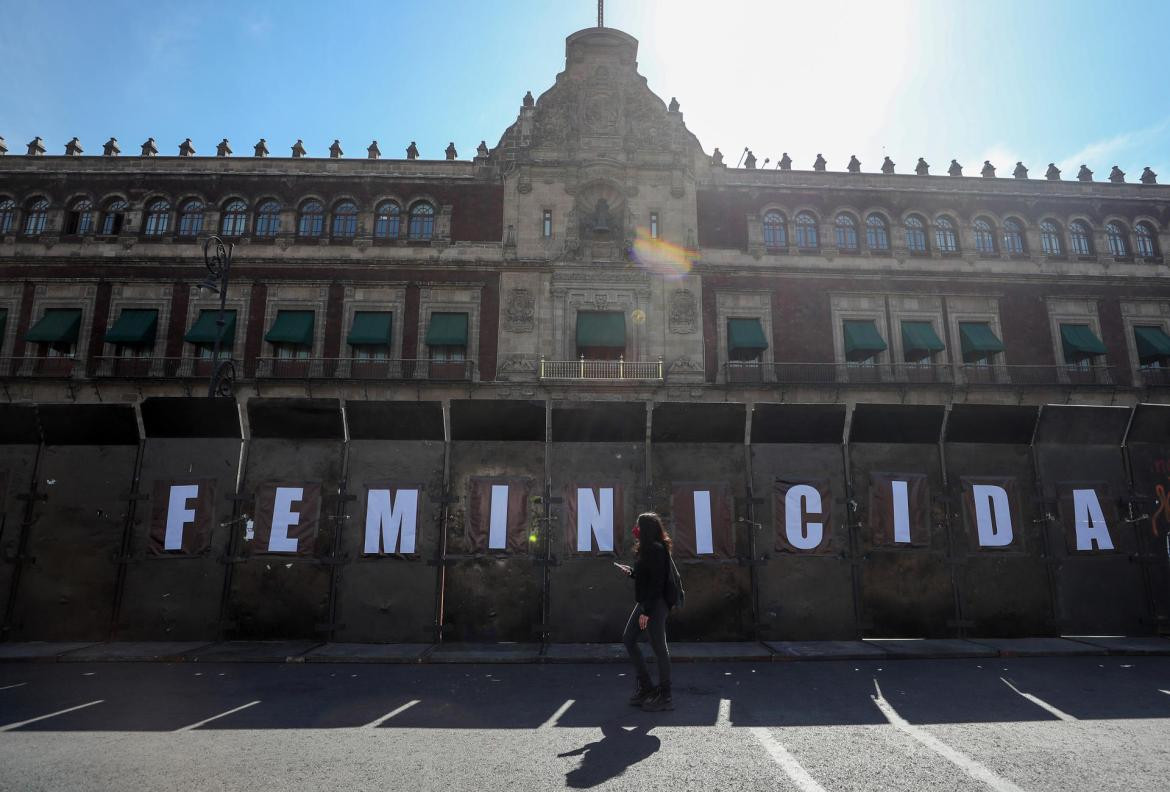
[633,511,672,557]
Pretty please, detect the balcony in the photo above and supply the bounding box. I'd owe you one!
[1137,367,1170,388]
[254,357,475,381]
[0,356,79,378]
[726,362,1120,388]
[958,364,1117,387]
[538,356,664,382]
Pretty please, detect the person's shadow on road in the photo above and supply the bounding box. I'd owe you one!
[558,720,661,788]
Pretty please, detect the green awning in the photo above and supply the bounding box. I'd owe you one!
[575,311,626,348]
[1135,325,1170,361]
[958,322,1004,360]
[727,318,769,351]
[25,308,81,344]
[425,312,469,347]
[184,309,236,345]
[265,310,314,346]
[901,320,944,353]
[347,311,393,346]
[1060,324,1107,358]
[843,320,887,358]
[104,309,158,345]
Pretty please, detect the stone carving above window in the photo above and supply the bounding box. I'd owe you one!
[504,288,535,333]
[669,289,697,334]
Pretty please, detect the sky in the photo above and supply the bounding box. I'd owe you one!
[1,0,1167,181]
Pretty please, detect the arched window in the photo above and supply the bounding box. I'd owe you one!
[1136,222,1160,258]
[794,211,818,249]
[834,213,858,251]
[143,199,171,236]
[177,200,204,237]
[255,200,281,237]
[762,210,786,249]
[972,218,996,254]
[99,198,127,236]
[298,200,324,237]
[374,201,401,240]
[23,198,49,236]
[0,198,16,235]
[1105,221,1129,257]
[934,216,959,253]
[331,200,358,238]
[65,198,93,235]
[1040,220,1063,256]
[220,200,248,237]
[1002,218,1025,255]
[865,213,889,251]
[904,215,928,253]
[408,201,435,240]
[1069,220,1093,256]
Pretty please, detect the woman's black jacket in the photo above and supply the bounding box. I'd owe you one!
[632,540,668,608]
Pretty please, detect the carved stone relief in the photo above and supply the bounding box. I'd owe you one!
[669,289,697,334]
[504,288,535,333]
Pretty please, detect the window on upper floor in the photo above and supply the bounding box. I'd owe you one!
[23,198,49,236]
[374,201,400,239]
[177,200,204,237]
[763,211,787,249]
[649,211,660,240]
[99,198,127,236]
[834,213,859,252]
[221,200,248,237]
[298,200,324,238]
[1069,220,1093,256]
[973,217,996,254]
[1040,220,1063,256]
[331,200,358,238]
[865,213,889,252]
[1136,222,1160,258]
[904,215,928,254]
[1105,221,1129,257]
[543,209,554,239]
[65,198,93,235]
[408,201,435,241]
[934,216,959,253]
[255,200,281,237]
[1002,218,1025,255]
[143,199,170,236]
[0,198,15,235]
[795,211,818,250]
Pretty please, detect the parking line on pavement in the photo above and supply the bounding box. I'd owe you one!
[1000,677,1077,721]
[871,680,1027,792]
[539,699,576,729]
[363,699,420,729]
[0,699,104,732]
[749,727,829,792]
[0,683,27,691]
[716,698,731,728]
[175,701,261,732]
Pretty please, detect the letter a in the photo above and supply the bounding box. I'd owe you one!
[785,484,823,550]
[972,484,1013,547]
[1073,488,1114,551]
[165,484,199,551]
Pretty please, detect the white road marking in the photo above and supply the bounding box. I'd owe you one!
[0,683,27,691]
[1000,677,1077,721]
[539,699,576,729]
[1160,689,1170,696]
[872,680,1027,792]
[0,699,104,731]
[363,699,420,729]
[749,727,829,792]
[174,700,260,732]
[716,698,731,728]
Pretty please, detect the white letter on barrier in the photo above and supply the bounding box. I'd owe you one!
[364,489,418,554]
[488,485,509,550]
[1073,489,1113,551]
[973,484,1013,547]
[165,484,199,551]
[785,484,823,550]
[269,486,303,553]
[692,490,714,555]
[577,487,614,552]
[891,480,912,544]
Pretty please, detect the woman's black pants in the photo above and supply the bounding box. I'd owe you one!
[622,599,671,690]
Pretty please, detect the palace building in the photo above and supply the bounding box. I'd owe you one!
[0,25,1168,646]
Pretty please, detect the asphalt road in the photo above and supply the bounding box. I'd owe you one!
[1,656,1169,791]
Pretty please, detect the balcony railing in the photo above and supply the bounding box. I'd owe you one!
[957,364,1117,387]
[254,357,475,381]
[1137,367,1170,387]
[538,356,664,382]
[0,356,79,378]
[727,361,1120,387]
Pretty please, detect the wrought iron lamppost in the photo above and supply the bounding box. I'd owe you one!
[200,235,235,398]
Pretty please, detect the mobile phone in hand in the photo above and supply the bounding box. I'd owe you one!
[613,562,632,576]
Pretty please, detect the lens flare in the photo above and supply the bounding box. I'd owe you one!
[630,227,694,280]
[631,308,646,324]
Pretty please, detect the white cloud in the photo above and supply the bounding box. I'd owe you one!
[1057,118,1170,174]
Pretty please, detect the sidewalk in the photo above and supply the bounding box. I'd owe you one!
[2,636,1169,664]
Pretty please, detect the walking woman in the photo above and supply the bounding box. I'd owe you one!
[616,512,673,712]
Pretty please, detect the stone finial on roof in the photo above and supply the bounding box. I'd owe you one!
[1077,164,1092,181]
[476,140,489,158]
[668,96,680,112]
[141,137,158,156]
[26,137,45,156]
[1140,166,1158,185]
[0,137,6,156]
[915,157,929,175]
[329,139,343,158]
[981,160,995,178]
[103,137,120,156]
[522,90,534,108]
[1045,163,1060,180]
[711,147,723,166]
[744,150,757,169]
[254,138,269,157]
[1013,162,1028,179]
[948,159,962,176]
[445,142,457,160]
[291,139,307,158]
[1108,165,1125,183]
[813,153,827,172]
[178,138,196,157]
[368,140,381,159]
[64,137,83,156]
[216,138,232,157]
[881,156,895,175]
[779,152,792,171]
[847,155,861,173]
[406,141,419,160]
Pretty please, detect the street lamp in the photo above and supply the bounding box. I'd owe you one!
[200,235,235,398]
